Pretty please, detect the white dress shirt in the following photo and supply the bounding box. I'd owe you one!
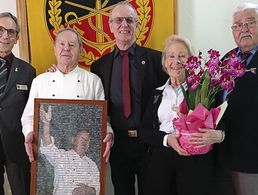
[156,79,186,146]
[40,137,100,195]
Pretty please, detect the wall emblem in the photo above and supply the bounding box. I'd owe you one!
[45,0,154,68]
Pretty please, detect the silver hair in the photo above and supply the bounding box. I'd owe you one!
[54,28,83,52]
[161,35,192,72]
[109,1,138,23]
[0,12,20,33]
[233,2,258,18]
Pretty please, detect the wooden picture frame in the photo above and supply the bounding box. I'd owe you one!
[30,98,107,195]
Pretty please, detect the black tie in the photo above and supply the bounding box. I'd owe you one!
[241,52,251,66]
[0,58,7,96]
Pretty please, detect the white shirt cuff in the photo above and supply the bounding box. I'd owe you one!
[163,135,169,147]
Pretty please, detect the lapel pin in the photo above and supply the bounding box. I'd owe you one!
[15,67,18,72]
[141,60,146,65]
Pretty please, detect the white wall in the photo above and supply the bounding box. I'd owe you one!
[0,0,19,57]
[177,0,258,55]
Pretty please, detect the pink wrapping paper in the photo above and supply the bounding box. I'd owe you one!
[173,103,221,155]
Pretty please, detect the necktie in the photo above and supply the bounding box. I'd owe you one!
[241,52,251,66]
[0,58,7,96]
[120,50,131,118]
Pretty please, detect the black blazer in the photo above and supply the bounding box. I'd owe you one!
[91,44,168,129]
[222,48,258,173]
[0,56,36,163]
[140,88,166,146]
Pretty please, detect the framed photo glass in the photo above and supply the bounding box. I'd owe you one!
[30,98,107,195]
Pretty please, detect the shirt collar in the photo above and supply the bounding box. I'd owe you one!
[237,45,258,57]
[157,78,188,91]
[55,65,79,76]
[3,53,14,64]
[114,42,136,57]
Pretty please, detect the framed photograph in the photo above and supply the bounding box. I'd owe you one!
[30,98,107,195]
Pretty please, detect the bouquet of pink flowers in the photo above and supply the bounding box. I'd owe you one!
[173,49,256,155]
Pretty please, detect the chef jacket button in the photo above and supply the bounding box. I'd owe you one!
[52,94,55,97]
[52,80,55,82]
[77,95,79,98]
[78,80,80,82]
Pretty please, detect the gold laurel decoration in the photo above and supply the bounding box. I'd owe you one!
[48,0,63,33]
[102,0,109,8]
[80,48,97,65]
[135,0,151,45]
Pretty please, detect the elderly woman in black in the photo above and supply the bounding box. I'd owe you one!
[140,35,225,195]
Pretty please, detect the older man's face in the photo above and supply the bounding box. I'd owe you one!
[73,131,90,157]
[54,30,81,68]
[232,9,258,52]
[109,5,138,47]
[0,17,18,57]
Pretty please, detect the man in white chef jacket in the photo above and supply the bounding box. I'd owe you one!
[21,27,113,164]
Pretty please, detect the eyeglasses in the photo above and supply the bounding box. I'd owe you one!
[231,20,257,31]
[110,17,136,25]
[0,25,18,38]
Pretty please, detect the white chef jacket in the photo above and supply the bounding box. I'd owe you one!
[40,137,100,195]
[21,66,112,137]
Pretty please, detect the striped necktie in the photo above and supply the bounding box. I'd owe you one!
[0,58,7,96]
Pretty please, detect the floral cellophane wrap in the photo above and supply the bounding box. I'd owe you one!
[173,100,227,155]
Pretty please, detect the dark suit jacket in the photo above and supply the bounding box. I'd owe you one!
[0,56,36,163]
[222,48,258,173]
[140,88,167,146]
[91,44,168,133]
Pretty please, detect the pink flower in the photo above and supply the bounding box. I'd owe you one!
[172,49,256,155]
[182,49,256,110]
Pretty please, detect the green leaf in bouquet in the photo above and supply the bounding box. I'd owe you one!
[181,85,190,108]
[194,86,201,109]
[189,89,196,110]
[200,70,210,108]
[208,86,221,108]
[202,97,209,108]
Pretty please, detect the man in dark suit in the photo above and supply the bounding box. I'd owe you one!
[0,12,36,195]
[91,2,167,195]
[222,3,258,195]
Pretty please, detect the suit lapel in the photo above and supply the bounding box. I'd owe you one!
[134,45,146,97]
[249,49,258,69]
[103,51,115,101]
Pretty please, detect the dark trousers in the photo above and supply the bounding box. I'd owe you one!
[143,146,214,195]
[109,137,148,195]
[0,140,30,195]
[232,171,258,195]
[211,162,234,195]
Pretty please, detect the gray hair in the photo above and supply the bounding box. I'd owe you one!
[109,1,138,22]
[71,130,90,148]
[55,28,83,52]
[233,2,258,18]
[161,35,192,72]
[0,12,20,33]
